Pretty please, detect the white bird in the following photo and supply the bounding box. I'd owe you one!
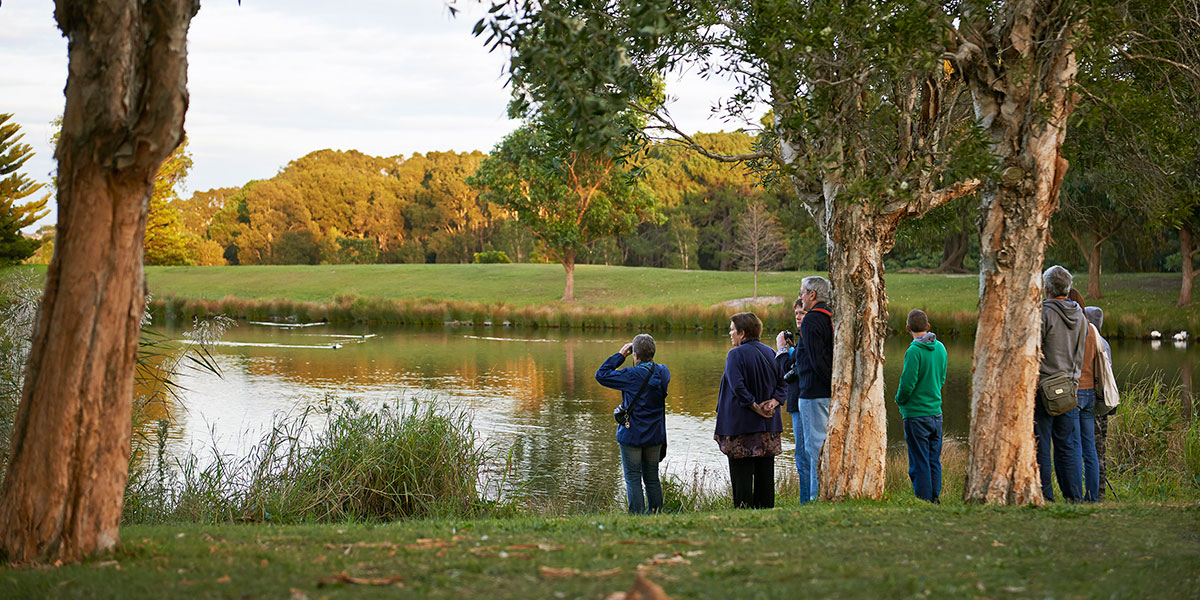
[1150,330,1162,339]
[1172,331,1189,342]
[331,343,342,349]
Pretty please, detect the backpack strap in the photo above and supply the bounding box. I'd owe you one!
[621,362,656,415]
[810,307,832,318]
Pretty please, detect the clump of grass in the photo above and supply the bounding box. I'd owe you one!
[1106,375,1199,500]
[124,398,501,524]
[660,465,732,513]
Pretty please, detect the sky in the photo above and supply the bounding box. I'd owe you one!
[1,0,751,230]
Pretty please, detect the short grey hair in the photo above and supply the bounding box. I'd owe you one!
[1043,265,1073,298]
[801,276,832,304]
[632,333,656,362]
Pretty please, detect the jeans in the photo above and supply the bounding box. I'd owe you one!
[728,455,775,509]
[903,415,943,503]
[798,397,830,502]
[791,411,811,504]
[1077,388,1100,502]
[1033,395,1083,502]
[619,443,663,514]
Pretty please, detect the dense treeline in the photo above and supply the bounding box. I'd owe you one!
[19,130,1189,277]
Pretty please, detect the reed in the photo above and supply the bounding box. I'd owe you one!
[123,398,501,524]
[1104,375,1199,501]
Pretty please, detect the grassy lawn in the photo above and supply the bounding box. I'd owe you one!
[141,264,1189,310]
[3,503,1197,599]
[140,264,1199,332]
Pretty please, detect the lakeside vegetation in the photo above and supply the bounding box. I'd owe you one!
[131,264,1200,337]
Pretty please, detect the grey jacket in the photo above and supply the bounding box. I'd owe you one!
[1040,298,1087,379]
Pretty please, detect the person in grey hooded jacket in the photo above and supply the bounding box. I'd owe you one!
[1036,265,1086,502]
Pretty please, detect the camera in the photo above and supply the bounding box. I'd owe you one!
[783,330,796,345]
[783,366,798,384]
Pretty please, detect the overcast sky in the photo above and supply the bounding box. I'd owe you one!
[1,1,751,229]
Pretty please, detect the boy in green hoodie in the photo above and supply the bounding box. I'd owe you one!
[895,309,947,503]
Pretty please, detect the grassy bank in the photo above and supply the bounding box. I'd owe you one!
[3,503,1197,598]
[127,264,1200,337]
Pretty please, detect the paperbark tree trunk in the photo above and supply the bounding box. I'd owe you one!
[0,0,198,564]
[957,2,1081,505]
[561,249,576,302]
[1179,225,1195,307]
[819,203,895,500]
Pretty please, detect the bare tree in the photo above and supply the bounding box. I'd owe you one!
[732,201,786,298]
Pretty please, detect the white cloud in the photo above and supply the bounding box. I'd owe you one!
[1,0,756,229]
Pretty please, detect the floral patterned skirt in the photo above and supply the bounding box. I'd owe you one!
[714,431,782,459]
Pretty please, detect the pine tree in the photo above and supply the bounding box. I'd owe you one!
[0,114,49,266]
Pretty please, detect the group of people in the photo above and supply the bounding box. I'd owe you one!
[596,266,1111,514]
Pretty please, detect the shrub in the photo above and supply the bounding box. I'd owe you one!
[473,250,512,264]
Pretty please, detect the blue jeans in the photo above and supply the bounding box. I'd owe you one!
[798,397,830,502]
[791,411,811,504]
[903,415,943,503]
[1077,388,1100,502]
[619,443,663,514]
[1033,396,1083,502]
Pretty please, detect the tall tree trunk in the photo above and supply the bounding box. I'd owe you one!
[0,0,198,564]
[819,203,893,500]
[1180,225,1195,307]
[957,3,1080,505]
[1086,235,1104,299]
[935,229,970,273]
[561,249,576,302]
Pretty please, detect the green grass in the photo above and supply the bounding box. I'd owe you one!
[3,503,1197,598]
[134,264,1199,336]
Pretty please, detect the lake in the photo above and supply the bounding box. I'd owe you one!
[156,321,1197,508]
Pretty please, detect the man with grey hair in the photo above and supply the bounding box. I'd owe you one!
[778,275,833,503]
[1036,265,1086,501]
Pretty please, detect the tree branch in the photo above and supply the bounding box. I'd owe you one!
[628,102,784,167]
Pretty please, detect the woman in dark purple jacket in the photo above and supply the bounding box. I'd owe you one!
[715,312,785,508]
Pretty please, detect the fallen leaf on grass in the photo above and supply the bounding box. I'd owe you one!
[405,538,453,550]
[662,539,707,546]
[216,575,231,583]
[607,573,672,600]
[637,553,691,569]
[540,566,622,578]
[323,542,399,550]
[93,561,120,569]
[317,571,404,587]
[259,559,268,568]
[507,543,565,551]
[469,545,498,556]
[991,540,1005,547]
[311,556,326,564]
[289,589,309,600]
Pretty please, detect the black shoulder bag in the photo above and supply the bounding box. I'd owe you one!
[612,363,655,428]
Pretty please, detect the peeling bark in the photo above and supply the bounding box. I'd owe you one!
[561,248,576,302]
[0,0,198,563]
[819,204,896,500]
[957,1,1081,505]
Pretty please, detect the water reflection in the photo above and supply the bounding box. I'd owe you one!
[160,322,1198,507]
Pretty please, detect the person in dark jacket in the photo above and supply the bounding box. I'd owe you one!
[596,333,670,514]
[715,312,785,509]
[775,296,809,501]
[791,276,833,503]
[1037,265,1087,502]
[1084,305,1113,501]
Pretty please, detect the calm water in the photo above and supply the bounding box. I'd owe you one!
[158,322,1197,507]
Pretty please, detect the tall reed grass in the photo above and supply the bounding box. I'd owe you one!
[1106,375,1200,500]
[123,399,502,524]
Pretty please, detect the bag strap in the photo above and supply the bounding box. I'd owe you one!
[1074,319,1088,372]
[810,307,831,318]
[621,362,656,414]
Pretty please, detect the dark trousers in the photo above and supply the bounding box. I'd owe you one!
[728,456,774,509]
[1096,413,1108,501]
[1034,396,1083,502]
[903,415,943,503]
